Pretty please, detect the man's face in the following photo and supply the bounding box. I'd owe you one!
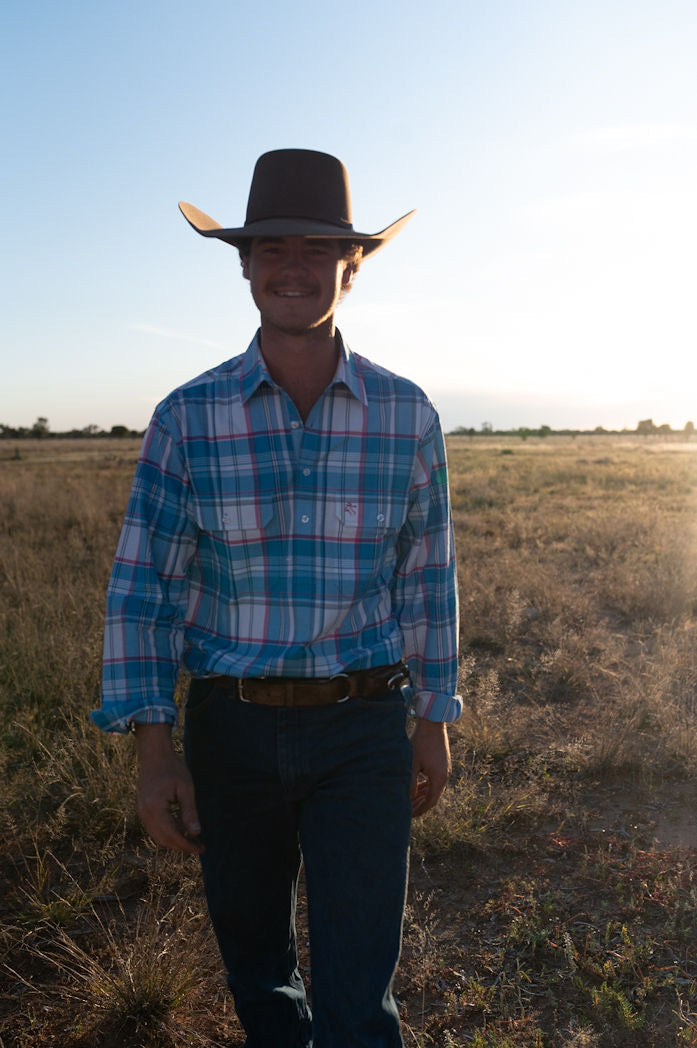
[242,237,354,336]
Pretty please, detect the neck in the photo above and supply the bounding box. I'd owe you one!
[259,319,340,422]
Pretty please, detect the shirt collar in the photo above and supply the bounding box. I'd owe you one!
[239,332,271,403]
[332,331,368,406]
[239,329,367,407]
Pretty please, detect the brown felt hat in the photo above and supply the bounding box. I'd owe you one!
[179,149,415,258]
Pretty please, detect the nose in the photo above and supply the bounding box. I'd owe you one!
[282,240,310,271]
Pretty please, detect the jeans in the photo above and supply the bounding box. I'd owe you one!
[184,679,413,1048]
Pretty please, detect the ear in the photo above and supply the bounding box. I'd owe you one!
[341,263,356,291]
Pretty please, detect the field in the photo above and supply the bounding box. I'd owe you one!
[1,435,697,1047]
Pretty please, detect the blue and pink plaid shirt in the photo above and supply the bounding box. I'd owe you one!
[93,332,461,733]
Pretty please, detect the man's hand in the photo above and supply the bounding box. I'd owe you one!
[410,718,451,817]
[134,723,204,855]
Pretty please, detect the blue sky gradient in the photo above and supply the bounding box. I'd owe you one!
[3,1,696,432]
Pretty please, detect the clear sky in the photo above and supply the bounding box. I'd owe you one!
[2,0,696,434]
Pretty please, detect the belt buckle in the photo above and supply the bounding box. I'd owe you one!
[386,667,409,689]
[329,672,350,703]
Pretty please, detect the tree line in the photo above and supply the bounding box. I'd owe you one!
[1,417,695,441]
[448,419,695,438]
[0,418,145,439]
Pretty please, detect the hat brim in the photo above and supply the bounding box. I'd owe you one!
[178,201,415,258]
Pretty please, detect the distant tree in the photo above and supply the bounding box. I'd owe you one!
[109,424,130,438]
[447,426,476,436]
[538,424,552,438]
[82,424,102,436]
[481,422,493,434]
[657,423,672,436]
[685,421,695,437]
[594,426,607,434]
[636,419,654,435]
[31,416,50,439]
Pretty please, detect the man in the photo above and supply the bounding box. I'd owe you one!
[93,149,461,1048]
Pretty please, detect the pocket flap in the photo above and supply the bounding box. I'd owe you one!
[333,499,405,531]
[194,500,274,532]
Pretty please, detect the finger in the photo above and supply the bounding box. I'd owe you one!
[168,803,205,854]
[411,777,430,816]
[138,799,205,855]
[410,770,427,802]
[176,783,203,839]
[412,774,448,817]
[152,812,205,855]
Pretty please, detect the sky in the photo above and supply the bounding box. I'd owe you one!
[2,0,696,434]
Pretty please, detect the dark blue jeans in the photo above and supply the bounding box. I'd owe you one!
[184,680,413,1048]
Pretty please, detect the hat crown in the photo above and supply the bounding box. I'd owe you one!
[245,149,353,231]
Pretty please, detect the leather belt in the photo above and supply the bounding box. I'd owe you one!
[208,663,409,707]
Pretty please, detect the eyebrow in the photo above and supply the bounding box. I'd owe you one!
[254,237,332,247]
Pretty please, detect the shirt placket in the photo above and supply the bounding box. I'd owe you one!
[285,415,311,528]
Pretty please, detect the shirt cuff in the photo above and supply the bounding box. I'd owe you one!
[90,706,178,735]
[413,690,462,723]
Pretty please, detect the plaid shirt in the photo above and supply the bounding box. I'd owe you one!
[93,332,461,733]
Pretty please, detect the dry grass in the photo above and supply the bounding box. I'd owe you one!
[2,435,697,1046]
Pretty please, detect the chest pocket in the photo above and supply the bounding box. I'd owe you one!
[193,500,275,541]
[331,497,407,535]
[325,496,409,600]
[191,500,278,601]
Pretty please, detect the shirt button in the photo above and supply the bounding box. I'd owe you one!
[291,420,300,429]
[376,513,385,522]
[302,467,311,477]
[301,514,310,523]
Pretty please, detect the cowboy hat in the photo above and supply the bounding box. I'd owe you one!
[179,149,415,258]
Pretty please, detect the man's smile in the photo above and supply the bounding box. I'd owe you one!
[243,237,353,336]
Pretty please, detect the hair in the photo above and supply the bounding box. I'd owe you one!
[338,240,364,270]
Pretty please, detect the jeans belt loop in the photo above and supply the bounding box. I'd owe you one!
[236,678,252,703]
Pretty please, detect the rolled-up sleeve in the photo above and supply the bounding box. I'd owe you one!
[92,410,198,733]
[392,419,461,723]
